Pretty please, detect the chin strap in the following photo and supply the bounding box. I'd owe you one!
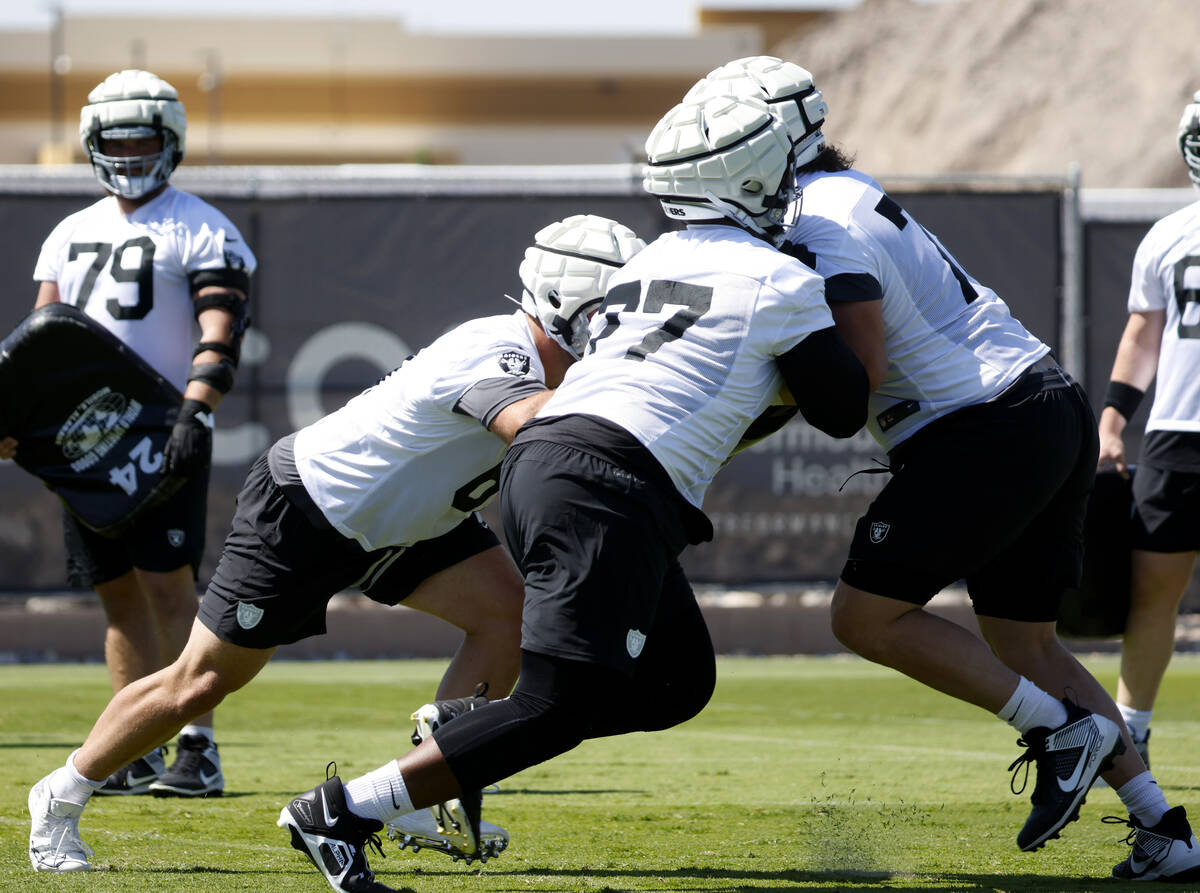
[701,191,786,245]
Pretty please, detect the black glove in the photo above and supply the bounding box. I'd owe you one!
[163,398,214,478]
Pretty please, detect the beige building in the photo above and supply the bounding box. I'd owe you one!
[0,8,828,167]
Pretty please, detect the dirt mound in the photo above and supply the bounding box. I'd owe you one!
[776,0,1200,187]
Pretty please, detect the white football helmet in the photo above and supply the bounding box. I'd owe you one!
[79,70,187,199]
[1179,90,1200,189]
[643,94,795,245]
[685,56,827,169]
[517,214,646,359]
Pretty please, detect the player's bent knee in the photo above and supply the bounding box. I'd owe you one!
[829,593,870,654]
[437,685,591,791]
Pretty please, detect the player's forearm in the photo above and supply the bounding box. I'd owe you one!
[1098,405,1129,440]
[183,380,225,412]
[187,299,246,412]
[1107,311,1162,392]
[489,390,554,444]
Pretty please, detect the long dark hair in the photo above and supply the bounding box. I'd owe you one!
[796,143,856,176]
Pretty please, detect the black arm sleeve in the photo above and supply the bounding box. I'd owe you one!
[824,271,883,304]
[776,326,869,439]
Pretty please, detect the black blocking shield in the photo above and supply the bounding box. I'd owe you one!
[0,303,184,538]
[1057,468,1133,639]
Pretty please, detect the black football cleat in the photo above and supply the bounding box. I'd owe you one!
[1009,698,1124,851]
[278,767,399,893]
[1107,806,1200,882]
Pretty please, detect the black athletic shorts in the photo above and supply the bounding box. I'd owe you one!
[1131,463,1200,552]
[840,359,1098,622]
[62,466,208,588]
[197,451,499,649]
[499,430,695,675]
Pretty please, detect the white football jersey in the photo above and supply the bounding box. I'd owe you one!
[787,169,1048,451]
[294,310,547,551]
[541,226,834,508]
[1128,199,1200,433]
[33,185,256,392]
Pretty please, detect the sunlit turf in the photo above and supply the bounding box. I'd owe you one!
[2,654,1197,891]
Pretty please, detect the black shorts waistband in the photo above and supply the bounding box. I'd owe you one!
[267,433,334,531]
[990,354,1073,406]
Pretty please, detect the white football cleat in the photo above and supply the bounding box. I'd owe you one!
[386,808,509,864]
[28,776,92,872]
[408,685,493,861]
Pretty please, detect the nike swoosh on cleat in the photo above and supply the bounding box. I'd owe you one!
[320,790,338,827]
[1126,857,1154,877]
[1056,732,1098,792]
[1057,757,1090,792]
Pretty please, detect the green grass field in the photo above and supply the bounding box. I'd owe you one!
[2,654,1197,892]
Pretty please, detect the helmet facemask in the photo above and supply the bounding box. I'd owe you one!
[85,123,179,199]
[525,285,604,359]
[1180,91,1200,190]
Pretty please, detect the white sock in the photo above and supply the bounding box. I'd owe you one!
[1117,703,1153,742]
[996,677,1068,734]
[179,724,215,745]
[1116,770,1169,827]
[48,750,105,805]
[343,760,413,824]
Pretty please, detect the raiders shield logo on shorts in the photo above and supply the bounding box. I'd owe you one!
[236,601,265,630]
[869,521,891,544]
[167,528,186,548]
[626,628,647,658]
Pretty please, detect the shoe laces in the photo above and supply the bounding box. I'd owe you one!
[1007,734,1046,796]
[363,829,386,861]
[1102,814,1141,845]
[46,809,93,864]
[1102,814,1166,865]
[170,738,214,775]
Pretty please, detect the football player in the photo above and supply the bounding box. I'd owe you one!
[27,214,644,888]
[1091,89,1200,875]
[2,69,255,800]
[274,95,868,892]
[690,56,1200,882]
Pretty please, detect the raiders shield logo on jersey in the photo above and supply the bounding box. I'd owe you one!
[869,521,891,543]
[626,628,647,658]
[498,351,531,376]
